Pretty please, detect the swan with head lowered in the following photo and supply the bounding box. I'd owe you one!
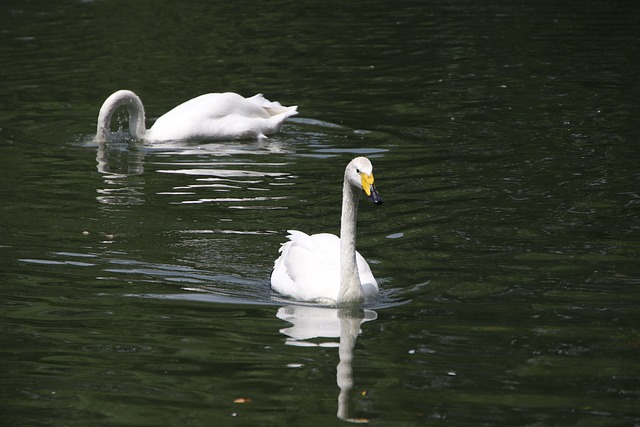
[95,89,298,142]
[271,157,383,306]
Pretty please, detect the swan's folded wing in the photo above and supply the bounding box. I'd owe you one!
[271,231,341,302]
[355,250,379,297]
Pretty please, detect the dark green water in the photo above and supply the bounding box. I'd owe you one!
[1,0,639,425]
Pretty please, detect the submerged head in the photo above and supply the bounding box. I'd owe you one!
[346,157,383,205]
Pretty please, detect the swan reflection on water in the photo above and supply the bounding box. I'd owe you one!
[95,138,291,178]
[94,137,292,208]
[95,140,147,209]
[277,304,377,423]
[96,139,145,177]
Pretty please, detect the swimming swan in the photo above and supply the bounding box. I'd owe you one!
[95,89,298,142]
[271,157,383,305]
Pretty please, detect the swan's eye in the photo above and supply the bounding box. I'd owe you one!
[355,168,360,174]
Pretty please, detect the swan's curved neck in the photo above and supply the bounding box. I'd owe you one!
[96,90,147,142]
[338,175,363,305]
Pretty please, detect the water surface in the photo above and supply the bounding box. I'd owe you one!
[1,0,639,425]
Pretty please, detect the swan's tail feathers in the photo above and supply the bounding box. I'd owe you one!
[286,230,310,241]
[280,105,299,119]
[249,94,299,118]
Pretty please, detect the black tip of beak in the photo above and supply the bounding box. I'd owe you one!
[368,185,383,205]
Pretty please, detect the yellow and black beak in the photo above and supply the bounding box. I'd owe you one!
[360,173,383,205]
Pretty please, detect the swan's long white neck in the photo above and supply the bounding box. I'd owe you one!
[338,172,363,305]
[96,90,147,142]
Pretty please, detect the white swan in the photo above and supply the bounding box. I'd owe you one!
[95,89,298,142]
[271,157,383,305]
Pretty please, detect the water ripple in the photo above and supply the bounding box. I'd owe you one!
[157,168,289,178]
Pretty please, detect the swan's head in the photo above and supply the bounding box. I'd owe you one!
[347,157,383,205]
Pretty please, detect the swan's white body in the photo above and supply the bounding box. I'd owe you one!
[271,157,383,305]
[272,231,378,303]
[96,90,297,142]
